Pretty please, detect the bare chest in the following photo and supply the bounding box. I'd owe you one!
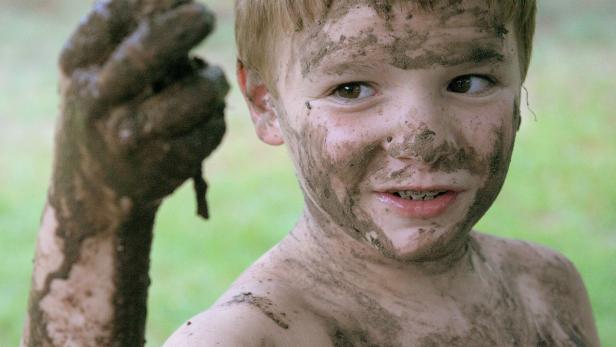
[304,286,584,347]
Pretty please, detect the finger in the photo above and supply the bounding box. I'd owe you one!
[137,64,229,138]
[168,113,226,169]
[97,3,215,103]
[59,0,137,75]
[137,0,192,17]
[138,114,224,201]
[60,0,193,75]
[102,100,225,203]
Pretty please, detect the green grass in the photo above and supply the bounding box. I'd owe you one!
[1,0,615,345]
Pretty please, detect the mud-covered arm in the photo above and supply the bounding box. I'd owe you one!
[21,0,228,346]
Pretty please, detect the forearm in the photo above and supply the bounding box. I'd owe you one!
[22,190,158,347]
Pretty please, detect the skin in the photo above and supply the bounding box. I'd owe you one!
[166,1,600,347]
[22,0,228,346]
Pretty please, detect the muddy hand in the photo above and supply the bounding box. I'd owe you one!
[54,0,228,218]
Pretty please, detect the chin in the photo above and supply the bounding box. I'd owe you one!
[378,226,469,263]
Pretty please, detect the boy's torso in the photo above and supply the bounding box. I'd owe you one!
[213,232,591,347]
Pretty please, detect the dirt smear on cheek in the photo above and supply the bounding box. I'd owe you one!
[284,120,400,259]
[457,117,515,237]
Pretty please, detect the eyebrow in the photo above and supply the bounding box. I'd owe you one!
[391,45,506,70]
[319,61,383,77]
[305,42,507,77]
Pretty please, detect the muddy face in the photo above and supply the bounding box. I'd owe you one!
[271,0,521,262]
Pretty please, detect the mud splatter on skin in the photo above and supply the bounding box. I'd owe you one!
[528,254,594,346]
[276,114,403,343]
[387,125,487,175]
[494,24,509,39]
[280,0,523,265]
[301,30,504,77]
[390,39,504,72]
[298,1,508,77]
[282,245,403,346]
[329,325,393,347]
[288,122,394,254]
[301,30,379,77]
[223,292,290,330]
[369,0,394,20]
[281,102,512,263]
[276,104,586,345]
[455,126,514,240]
[267,2,595,344]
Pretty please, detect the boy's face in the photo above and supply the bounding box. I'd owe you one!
[266,1,522,261]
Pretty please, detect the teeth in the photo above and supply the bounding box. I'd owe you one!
[397,190,444,201]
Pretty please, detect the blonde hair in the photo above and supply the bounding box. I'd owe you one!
[235,0,537,91]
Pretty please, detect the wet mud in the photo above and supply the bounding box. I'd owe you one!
[25,0,228,345]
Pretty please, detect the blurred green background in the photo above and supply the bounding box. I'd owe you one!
[1,0,614,345]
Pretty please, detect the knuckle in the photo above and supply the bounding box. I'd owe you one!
[61,69,105,114]
[106,106,139,149]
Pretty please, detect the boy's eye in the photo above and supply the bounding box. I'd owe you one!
[332,82,376,100]
[447,75,494,95]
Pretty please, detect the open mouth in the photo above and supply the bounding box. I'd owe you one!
[393,190,449,201]
[377,189,461,219]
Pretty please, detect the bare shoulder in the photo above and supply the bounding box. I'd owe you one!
[164,272,332,346]
[163,303,278,347]
[472,231,600,346]
[472,231,578,272]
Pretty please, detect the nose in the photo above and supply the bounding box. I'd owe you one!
[384,102,461,168]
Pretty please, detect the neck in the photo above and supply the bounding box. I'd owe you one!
[283,207,477,288]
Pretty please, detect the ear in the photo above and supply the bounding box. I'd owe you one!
[237,60,284,146]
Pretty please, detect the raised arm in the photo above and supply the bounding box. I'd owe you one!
[21,0,228,345]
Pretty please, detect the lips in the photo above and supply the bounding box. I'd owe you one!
[376,187,461,219]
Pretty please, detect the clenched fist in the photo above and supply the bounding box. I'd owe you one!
[23,1,228,346]
[54,0,227,219]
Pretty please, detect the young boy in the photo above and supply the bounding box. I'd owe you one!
[22,0,599,346]
[165,0,600,346]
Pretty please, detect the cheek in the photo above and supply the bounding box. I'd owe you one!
[322,122,388,198]
[320,110,391,165]
[460,99,517,158]
[324,129,373,166]
[459,122,515,228]
[292,125,329,194]
[294,122,383,217]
